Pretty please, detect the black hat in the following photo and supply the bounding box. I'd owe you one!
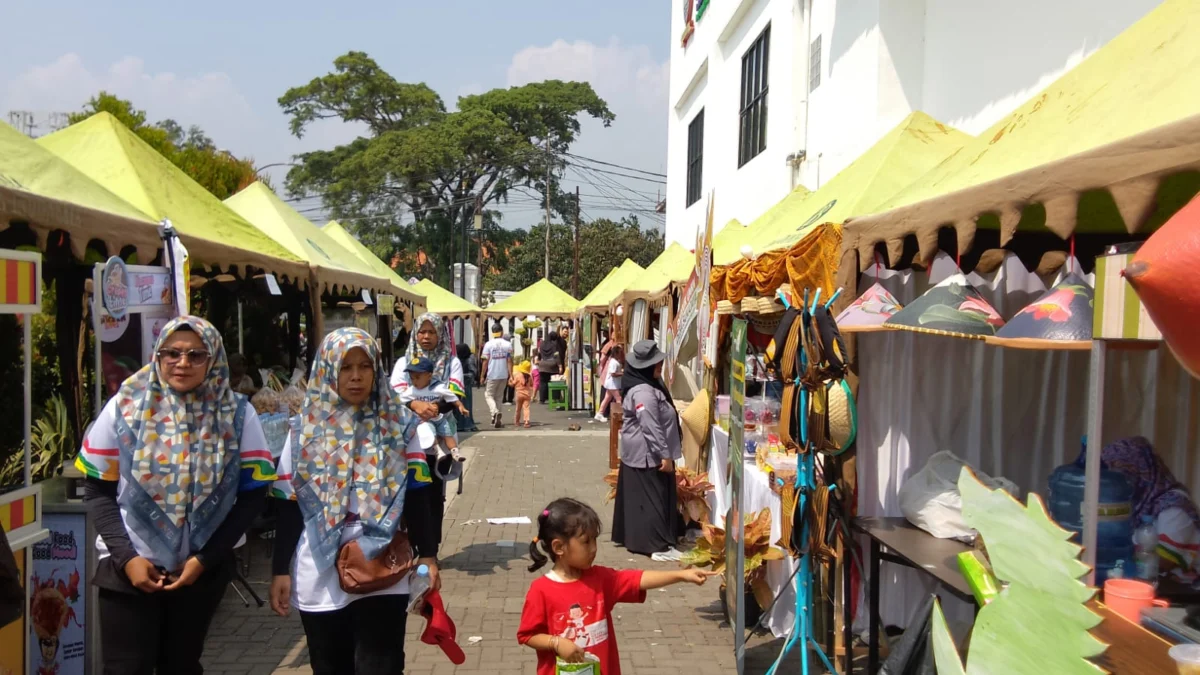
[625,340,666,369]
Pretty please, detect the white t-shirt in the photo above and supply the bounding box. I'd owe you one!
[78,397,270,569]
[273,434,417,611]
[482,337,513,381]
[604,359,622,391]
[391,355,465,401]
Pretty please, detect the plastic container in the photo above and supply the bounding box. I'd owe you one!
[1048,437,1135,584]
[406,564,431,614]
[1169,644,1200,674]
[1134,515,1160,582]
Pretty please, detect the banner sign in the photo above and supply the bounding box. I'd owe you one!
[29,513,87,675]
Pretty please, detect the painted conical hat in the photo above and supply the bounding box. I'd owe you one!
[835,282,903,333]
[986,273,1093,350]
[884,273,1004,339]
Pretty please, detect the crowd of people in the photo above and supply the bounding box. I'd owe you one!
[47,310,702,674]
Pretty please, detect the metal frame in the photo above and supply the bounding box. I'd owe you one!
[90,262,175,416]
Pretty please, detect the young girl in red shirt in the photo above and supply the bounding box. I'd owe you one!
[516,498,715,674]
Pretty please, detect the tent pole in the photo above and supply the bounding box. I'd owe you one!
[1082,340,1107,585]
[237,300,244,354]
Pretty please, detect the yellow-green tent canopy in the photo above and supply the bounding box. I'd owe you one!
[0,121,163,260]
[321,220,423,304]
[485,278,578,318]
[743,112,969,259]
[37,112,307,282]
[846,0,1200,269]
[620,242,696,304]
[412,279,481,318]
[711,219,744,267]
[225,182,403,298]
[578,259,645,312]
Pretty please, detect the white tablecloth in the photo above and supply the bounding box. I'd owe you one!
[706,426,797,638]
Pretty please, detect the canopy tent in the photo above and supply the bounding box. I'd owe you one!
[715,112,968,304]
[322,220,424,305]
[713,186,811,266]
[225,182,413,298]
[620,242,696,304]
[411,278,481,319]
[843,0,1200,276]
[484,278,578,318]
[37,112,307,282]
[578,258,644,312]
[0,121,164,259]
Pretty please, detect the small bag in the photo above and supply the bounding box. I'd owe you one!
[336,531,415,594]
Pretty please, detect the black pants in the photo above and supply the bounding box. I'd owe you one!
[97,563,231,674]
[538,371,552,403]
[300,594,410,675]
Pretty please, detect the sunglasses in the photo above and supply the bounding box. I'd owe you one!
[156,348,212,365]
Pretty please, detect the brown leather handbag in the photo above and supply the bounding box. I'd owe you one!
[336,531,415,594]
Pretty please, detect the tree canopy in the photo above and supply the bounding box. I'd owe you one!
[279,51,620,289]
[69,92,266,199]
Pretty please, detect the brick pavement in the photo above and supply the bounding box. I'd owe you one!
[202,397,827,674]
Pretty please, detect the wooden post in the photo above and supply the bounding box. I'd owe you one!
[609,410,622,470]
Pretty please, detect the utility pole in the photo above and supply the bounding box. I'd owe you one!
[475,196,485,307]
[544,141,552,280]
[573,185,581,298]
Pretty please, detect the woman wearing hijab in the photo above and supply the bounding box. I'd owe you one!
[534,334,561,404]
[75,316,275,674]
[454,343,479,433]
[1102,436,1200,575]
[389,312,464,545]
[270,329,440,674]
[612,340,684,556]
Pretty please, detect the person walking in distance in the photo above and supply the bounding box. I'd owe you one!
[511,361,536,429]
[594,345,624,423]
[481,324,513,428]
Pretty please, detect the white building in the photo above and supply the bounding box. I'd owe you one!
[664,0,1165,246]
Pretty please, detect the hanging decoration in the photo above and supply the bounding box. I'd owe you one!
[884,273,1005,339]
[987,273,1094,350]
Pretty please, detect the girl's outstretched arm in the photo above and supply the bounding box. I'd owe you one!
[639,568,719,590]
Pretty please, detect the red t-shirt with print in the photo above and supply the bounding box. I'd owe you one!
[517,566,646,675]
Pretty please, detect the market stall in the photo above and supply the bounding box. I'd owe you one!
[577,259,644,411]
[485,279,579,406]
[837,0,1200,641]
[0,249,50,675]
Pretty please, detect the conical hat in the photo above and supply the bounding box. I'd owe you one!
[836,282,903,333]
[680,390,710,471]
[825,379,856,454]
[986,273,1093,350]
[884,273,1004,339]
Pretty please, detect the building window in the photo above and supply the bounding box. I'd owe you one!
[739,25,770,167]
[809,35,822,92]
[686,109,704,207]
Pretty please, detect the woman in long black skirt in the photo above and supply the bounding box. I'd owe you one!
[612,340,683,555]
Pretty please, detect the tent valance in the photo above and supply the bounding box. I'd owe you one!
[412,278,481,318]
[37,113,308,283]
[843,0,1200,273]
[484,278,578,318]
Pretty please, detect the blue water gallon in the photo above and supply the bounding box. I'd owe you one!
[1047,438,1135,583]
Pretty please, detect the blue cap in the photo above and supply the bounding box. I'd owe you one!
[408,356,435,373]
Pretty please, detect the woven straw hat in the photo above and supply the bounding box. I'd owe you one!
[680,389,711,470]
[824,379,857,454]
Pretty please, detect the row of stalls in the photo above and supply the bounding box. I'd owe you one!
[0,109,435,672]
[647,0,1200,672]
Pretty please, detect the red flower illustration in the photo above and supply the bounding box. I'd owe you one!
[1026,288,1074,323]
[958,296,1004,327]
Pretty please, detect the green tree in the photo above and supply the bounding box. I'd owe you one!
[279,51,614,290]
[69,92,265,199]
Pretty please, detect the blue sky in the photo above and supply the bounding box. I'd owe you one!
[0,0,670,230]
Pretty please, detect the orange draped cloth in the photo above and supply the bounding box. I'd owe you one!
[711,223,843,303]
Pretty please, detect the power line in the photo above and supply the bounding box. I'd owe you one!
[562,151,666,178]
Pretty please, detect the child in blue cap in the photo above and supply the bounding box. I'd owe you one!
[407,355,469,460]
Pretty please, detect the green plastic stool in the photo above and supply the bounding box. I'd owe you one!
[547,381,569,411]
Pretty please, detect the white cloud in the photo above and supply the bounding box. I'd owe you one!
[504,38,669,224]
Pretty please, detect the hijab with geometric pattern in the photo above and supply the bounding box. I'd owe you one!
[113,315,245,571]
[291,328,418,571]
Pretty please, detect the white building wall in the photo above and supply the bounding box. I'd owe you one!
[665,0,1165,246]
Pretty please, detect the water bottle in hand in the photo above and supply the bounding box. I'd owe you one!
[1134,516,1159,582]
[407,564,431,614]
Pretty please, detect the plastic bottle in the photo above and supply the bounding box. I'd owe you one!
[406,564,431,614]
[1134,515,1160,582]
[1047,435,1135,582]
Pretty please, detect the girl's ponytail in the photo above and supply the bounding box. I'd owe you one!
[528,510,550,572]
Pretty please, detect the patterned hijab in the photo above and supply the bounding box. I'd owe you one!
[113,315,245,570]
[291,328,417,571]
[404,312,453,383]
[1101,436,1200,525]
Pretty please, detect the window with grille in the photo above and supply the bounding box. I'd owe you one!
[686,109,704,207]
[809,35,822,92]
[739,24,770,167]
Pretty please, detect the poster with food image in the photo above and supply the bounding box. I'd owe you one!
[28,513,86,675]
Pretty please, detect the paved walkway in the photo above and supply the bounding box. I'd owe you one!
[202,397,825,674]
